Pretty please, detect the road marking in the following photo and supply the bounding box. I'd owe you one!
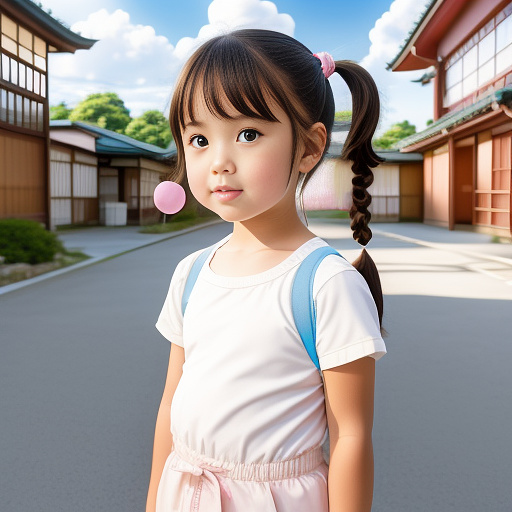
[374,230,512,282]
[463,262,512,281]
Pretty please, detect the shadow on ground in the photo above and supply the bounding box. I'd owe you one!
[374,294,512,512]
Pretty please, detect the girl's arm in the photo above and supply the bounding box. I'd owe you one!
[146,343,185,512]
[323,356,376,512]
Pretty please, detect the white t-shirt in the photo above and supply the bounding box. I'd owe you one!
[156,236,386,465]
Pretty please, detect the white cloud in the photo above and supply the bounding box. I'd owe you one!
[330,0,434,134]
[174,0,294,59]
[37,0,117,27]
[49,9,180,116]
[48,0,294,116]
[362,0,425,69]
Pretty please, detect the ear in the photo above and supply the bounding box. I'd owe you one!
[298,122,327,174]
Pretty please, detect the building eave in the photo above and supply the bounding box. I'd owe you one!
[390,0,481,72]
[50,120,176,160]
[412,66,437,85]
[326,141,423,163]
[387,0,441,71]
[398,87,512,151]
[375,150,424,163]
[50,120,100,138]
[0,0,96,53]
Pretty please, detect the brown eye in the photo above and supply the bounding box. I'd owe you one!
[237,129,260,143]
[191,135,208,148]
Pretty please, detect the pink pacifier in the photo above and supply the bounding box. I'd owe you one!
[153,181,186,214]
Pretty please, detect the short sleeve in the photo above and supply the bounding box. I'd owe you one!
[155,253,198,347]
[314,261,386,371]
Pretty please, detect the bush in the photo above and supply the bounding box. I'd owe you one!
[166,209,198,222]
[0,219,64,264]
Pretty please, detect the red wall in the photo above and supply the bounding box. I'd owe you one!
[424,146,450,227]
[438,0,507,58]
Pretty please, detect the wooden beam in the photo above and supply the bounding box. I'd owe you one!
[401,109,506,153]
[472,135,477,227]
[448,136,455,230]
[510,139,512,236]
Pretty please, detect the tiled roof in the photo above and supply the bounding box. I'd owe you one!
[375,149,423,163]
[332,120,351,131]
[412,66,437,85]
[5,0,96,50]
[387,0,437,70]
[50,120,176,159]
[398,86,512,149]
[327,141,423,162]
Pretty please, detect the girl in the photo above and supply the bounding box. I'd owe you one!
[147,29,386,512]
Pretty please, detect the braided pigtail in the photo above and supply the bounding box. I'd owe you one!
[335,60,384,326]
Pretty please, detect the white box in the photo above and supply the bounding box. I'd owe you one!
[103,202,127,226]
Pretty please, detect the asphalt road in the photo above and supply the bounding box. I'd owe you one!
[1,221,511,512]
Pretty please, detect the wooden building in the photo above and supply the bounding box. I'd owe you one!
[50,121,175,228]
[390,0,512,236]
[303,122,424,221]
[0,0,95,225]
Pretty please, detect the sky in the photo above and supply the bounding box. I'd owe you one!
[40,0,434,134]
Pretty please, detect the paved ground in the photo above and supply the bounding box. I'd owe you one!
[0,220,221,296]
[1,220,511,511]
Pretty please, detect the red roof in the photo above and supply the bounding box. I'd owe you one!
[390,0,506,71]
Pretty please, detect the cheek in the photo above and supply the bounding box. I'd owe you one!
[186,172,200,197]
[184,156,208,202]
[257,150,293,192]
[259,167,288,194]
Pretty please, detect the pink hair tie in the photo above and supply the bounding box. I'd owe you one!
[313,52,335,79]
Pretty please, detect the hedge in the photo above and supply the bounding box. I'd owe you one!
[0,219,64,264]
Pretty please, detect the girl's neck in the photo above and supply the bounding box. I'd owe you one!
[229,211,315,253]
[210,204,317,277]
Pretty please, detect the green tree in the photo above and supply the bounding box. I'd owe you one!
[125,110,172,148]
[50,101,72,120]
[334,110,352,121]
[373,120,416,149]
[69,92,131,133]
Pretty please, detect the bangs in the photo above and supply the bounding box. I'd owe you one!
[176,36,283,129]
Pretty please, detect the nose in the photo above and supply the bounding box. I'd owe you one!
[210,145,235,175]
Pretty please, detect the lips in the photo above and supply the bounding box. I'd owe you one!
[212,186,242,202]
[212,186,241,192]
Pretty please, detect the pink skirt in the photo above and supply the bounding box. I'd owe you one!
[156,439,328,511]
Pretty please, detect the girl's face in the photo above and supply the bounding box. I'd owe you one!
[182,95,301,224]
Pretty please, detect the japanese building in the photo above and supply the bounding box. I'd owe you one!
[303,122,424,221]
[49,121,175,228]
[0,0,95,226]
[390,0,512,236]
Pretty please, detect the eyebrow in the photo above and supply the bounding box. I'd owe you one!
[183,120,204,130]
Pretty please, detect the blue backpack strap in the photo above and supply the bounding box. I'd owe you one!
[181,247,215,315]
[291,246,342,372]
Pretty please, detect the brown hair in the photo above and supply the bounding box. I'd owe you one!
[169,29,384,326]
